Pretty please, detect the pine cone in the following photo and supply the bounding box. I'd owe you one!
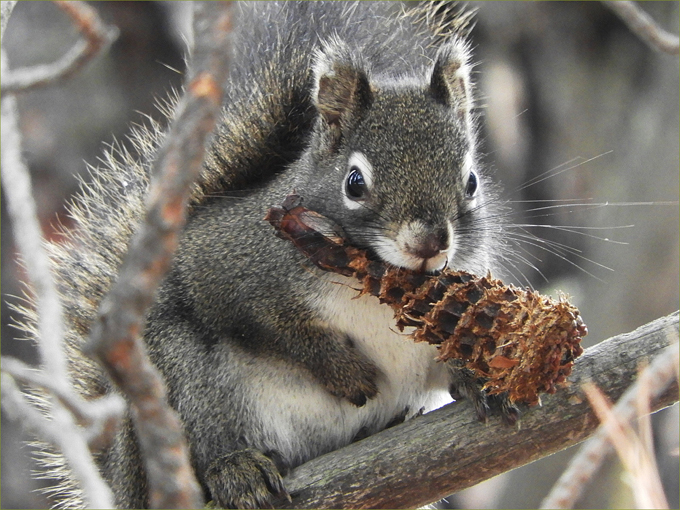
[265,193,587,405]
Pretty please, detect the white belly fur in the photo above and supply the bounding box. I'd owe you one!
[244,274,452,468]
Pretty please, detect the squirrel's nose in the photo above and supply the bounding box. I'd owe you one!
[406,227,449,260]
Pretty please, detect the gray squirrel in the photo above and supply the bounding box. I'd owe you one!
[31,2,516,508]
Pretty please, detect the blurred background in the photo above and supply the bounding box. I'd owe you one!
[1,2,678,508]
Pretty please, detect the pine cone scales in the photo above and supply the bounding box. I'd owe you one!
[265,194,587,405]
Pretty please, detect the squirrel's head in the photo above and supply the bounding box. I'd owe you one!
[297,38,495,274]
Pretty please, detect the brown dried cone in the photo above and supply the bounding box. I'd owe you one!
[265,193,587,405]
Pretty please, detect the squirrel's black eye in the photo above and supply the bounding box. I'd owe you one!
[346,167,368,199]
[465,171,478,198]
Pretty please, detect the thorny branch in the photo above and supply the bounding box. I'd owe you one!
[603,1,680,55]
[82,2,234,508]
[540,340,679,509]
[0,1,118,95]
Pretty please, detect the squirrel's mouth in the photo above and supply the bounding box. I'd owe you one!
[373,244,450,274]
[365,219,454,274]
[361,233,451,274]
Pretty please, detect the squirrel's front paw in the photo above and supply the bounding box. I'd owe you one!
[321,346,380,407]
[205,448,289,509]
[337,363,379,407]
[448,366,520,425]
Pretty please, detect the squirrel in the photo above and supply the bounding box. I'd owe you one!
[24,2,516,508]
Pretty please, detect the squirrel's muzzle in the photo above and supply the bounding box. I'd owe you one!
[404,227,450,261]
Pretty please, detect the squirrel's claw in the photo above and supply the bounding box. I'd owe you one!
[322,349,380,407]
[205,448,289,509]
[448,365,521,425]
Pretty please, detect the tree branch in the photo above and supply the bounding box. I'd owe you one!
[579,382,668,509]
[1,35,121,509]
[0,374,117,508]
[0,357,124,450]
[540,340,679,508]
[1,1,118,94]
[83,2,234,508]
[603,1,680,55]
[0,1,17,40]
[273,312,679,509]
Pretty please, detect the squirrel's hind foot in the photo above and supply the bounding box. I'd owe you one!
[205,448,290,509]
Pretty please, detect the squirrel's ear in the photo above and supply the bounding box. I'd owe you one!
[313,40,372,147]
[430,40,474,128]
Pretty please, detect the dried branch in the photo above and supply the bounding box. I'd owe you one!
[603,1,680,55]
[1,55,67,391]
[0,357,124,451]
[82,2,234,508]
[0,1,17,40]
[1,43,120,508]
[270,312,679,509]
[0,1,118,95]
[582,382,668,509]
[2,2,234,507]
[540,340,679,509]
[0,374,116,508]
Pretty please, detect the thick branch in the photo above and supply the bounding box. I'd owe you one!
[274,312,679,509]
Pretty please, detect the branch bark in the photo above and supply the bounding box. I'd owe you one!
[0,1,17,39]
[603,1,680,55]
[81,3,233,508]
[1,1,118,94]
[273,312,679,509]
[1,20,121,507]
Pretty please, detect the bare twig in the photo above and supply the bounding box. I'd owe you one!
[0,357,124,451]
[636,361,655,478]
[1,52,67,388]
[0,1,118,95]
[82,2,234,508]
[1,43,120,509]
[1,374,116,508]
[540,340,679,509]
[603,1,680,55]
[582,382,669,509]
[0,1,17,40]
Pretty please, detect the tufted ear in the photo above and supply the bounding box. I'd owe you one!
[429,39,474,129]
[313,39,372,148]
